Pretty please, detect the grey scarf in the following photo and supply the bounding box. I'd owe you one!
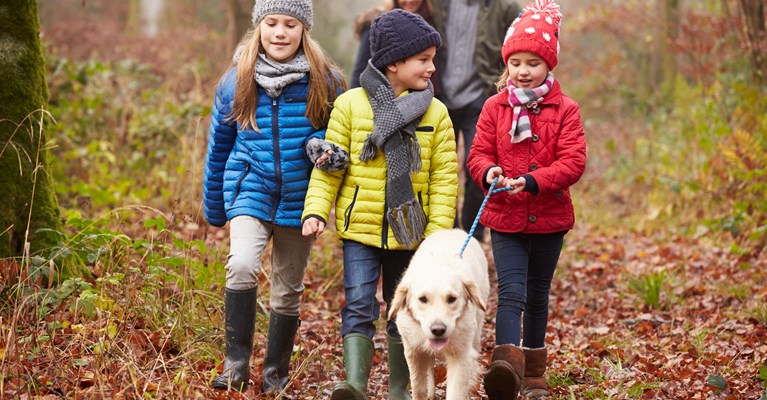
[359,61,434,248]
[254,50,310,98]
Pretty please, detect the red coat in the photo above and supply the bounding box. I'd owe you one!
[467,80,586,234]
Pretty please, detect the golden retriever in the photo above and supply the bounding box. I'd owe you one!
[389,229,490,400]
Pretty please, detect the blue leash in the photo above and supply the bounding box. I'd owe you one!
[458,177,514,256]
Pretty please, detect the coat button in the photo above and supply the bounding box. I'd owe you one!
[556,190,563,196]
[529,215,537,222]
[530,164,538,171]
[531,135,539,142]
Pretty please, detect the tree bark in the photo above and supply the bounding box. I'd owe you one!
[650,0,679,107]
[0,0,83,283]
[226,0,252,56]
[738,0,767,85]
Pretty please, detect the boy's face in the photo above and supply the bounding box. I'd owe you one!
[506,51,550,89]
[386,46,437,95]
[260,15,304,63]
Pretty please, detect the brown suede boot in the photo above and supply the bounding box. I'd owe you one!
[483,344,525,400]
[521,347,550,399]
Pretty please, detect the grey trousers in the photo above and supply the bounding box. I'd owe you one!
[225,216,314,315]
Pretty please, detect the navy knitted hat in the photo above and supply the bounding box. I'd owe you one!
[370,9,442,69]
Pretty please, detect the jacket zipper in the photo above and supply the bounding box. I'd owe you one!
[230,161,250,206]
[381,197,389,249]
[270,97,283,222]
[343,185,360,232]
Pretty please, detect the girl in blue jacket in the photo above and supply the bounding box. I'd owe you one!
[202,0,347,393]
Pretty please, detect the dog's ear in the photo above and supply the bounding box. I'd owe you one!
[463,280,487,313]
[388,284,409,319]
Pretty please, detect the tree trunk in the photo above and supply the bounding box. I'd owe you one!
[226,0,252,56]
[660,0,679,100]
[738,0,767,85]
[650,0,679,108]
[0,0,85,283]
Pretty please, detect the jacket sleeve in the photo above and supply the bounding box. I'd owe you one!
[529,100,587,193]
[467,98,500,190]
[302,94,352,222]
[202,70,237,227]
[425,107,458,236]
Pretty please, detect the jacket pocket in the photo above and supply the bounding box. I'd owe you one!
[415,126,434,132]
[230,162,250,206]
[343,185,360,232]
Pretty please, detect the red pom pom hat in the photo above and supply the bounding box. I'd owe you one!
[501,0,563,70]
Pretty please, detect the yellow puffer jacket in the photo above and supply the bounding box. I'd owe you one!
[303,87,458,250]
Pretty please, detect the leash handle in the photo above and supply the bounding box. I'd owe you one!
[458,177,514,256]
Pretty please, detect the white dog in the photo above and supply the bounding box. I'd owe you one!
[388,229,490,400]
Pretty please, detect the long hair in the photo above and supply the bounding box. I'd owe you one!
[496,66,510,93]
[230,25,347,131]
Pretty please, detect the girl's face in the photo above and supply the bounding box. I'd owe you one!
[260,15,304,62]
[506,51,550,89]
[387,46,437,96]
[398,0,424,13]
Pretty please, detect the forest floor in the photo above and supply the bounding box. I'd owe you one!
[3,220,766,399]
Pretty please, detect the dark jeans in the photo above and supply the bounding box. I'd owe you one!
[449,94,488,241]
[491,230,565,348]
[340,240,415,339]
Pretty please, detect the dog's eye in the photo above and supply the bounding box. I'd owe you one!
[447,295,457,304]
[418,296,428,304]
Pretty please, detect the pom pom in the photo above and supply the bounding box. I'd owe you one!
[524,0,562,26]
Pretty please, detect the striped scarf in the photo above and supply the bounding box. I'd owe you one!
[506,73,555,143]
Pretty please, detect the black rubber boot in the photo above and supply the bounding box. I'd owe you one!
[211,287,257,391]
[262,311,300,395]
[331,333,374,400]
[387,334,412,400]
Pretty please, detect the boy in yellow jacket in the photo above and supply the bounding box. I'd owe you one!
[301,9,457,400]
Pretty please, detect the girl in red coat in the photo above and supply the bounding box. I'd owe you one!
[466,1,586,398]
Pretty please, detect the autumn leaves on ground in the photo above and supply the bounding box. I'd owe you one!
[3,220,766,399]
[2,1,767,399]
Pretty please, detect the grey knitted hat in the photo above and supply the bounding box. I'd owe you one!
[252,0,313,31]
[370,9,441,69]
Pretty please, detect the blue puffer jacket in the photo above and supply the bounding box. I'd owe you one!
[203,67,329,228]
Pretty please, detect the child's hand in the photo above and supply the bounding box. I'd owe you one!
[486,167,508,187]
[505,176,527,195]
[306,138,350,172]
[315,149,333,166]
[302,217,326,237]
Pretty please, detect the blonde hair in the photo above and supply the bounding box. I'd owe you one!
[230,25,347,131]
[495,66,510,93]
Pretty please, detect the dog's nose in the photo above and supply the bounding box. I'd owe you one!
[430,322,447,337]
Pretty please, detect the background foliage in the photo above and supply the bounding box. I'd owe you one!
[1,0,765,398]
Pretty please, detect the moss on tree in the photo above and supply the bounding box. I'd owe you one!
[0,0,86,282]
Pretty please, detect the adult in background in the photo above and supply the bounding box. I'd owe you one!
[349,0,441,97]
[431,0,521,241]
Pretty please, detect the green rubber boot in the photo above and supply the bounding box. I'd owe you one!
[331,333,374,400]
[386,334,412,400]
